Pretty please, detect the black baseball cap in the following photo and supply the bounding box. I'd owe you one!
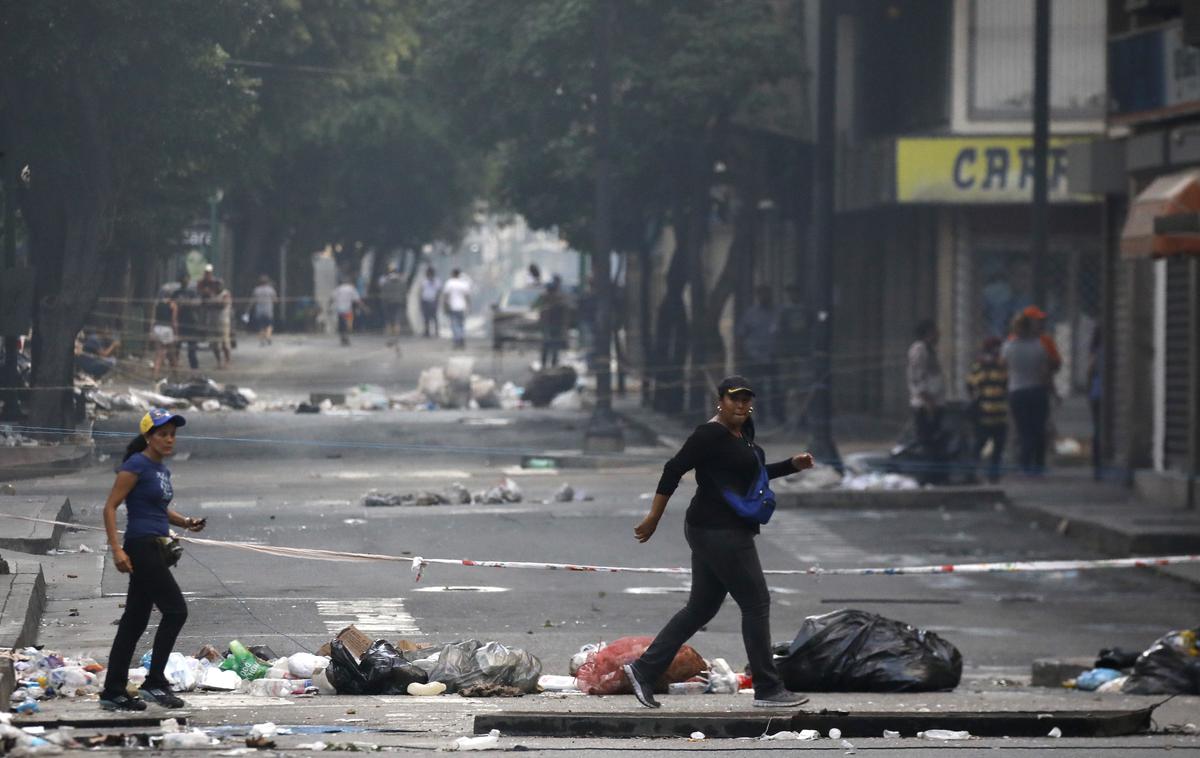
[717,375,755,397]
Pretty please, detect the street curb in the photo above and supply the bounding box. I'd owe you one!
[474,704,1154,739]
[0,562,47,711]
[0,496,74,555]
[1031,657,1094,688]
[1007,501,1200,556]
[776,487,1008,510]
[0,443,94,483]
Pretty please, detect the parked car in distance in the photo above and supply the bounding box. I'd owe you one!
[491,287,543,349]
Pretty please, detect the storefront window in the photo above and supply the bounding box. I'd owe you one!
[968,0,1105,120]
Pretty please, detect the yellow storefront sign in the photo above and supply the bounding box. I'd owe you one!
[896,137,1093,203]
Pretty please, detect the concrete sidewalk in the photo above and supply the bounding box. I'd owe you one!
[0,494,72,710]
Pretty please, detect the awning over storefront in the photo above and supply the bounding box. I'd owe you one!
[1121,169,1200,258]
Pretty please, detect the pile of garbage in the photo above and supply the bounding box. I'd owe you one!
[7,648,105,714]
[90,377,256,414]
[778,463,921,492]
[363,478,522,507]
[1065,627,1200,695]
[0,425,39,448]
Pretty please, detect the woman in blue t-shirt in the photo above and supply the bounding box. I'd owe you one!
[98,408,206,712]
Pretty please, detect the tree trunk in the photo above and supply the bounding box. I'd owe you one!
[651,187,692,415]
[17,81,115,434]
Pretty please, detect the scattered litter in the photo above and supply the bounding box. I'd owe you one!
[474,477,522,504]
[706,658,738,694]
[156,729,219,749]
[342,518,367,526]
[569,643,605,676]
[841,472,919,491]
[828,727,842,739]
[1075,667,1123,691]
[779,463,842,491]
[841,738,857,753]
[522,366,577,407]
[689,731,705,741]
[536,675,579,692]
[761,730,819,741]
[918,729,972,740]
[882,730,900,738]
[407,681,447,696]
[1047,727,1062,738]
[452,729,501,751]
[362,482,477,507]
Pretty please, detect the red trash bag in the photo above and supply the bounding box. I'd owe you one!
[574,636,705,695]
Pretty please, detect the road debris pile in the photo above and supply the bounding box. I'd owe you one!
[6,648,105,714]
[362,478,521,507]
[0,425,39,448]
[90,376,256,414]
[772,609,963,692]
[574,636,705,695]
[778,463,921,492]
[319,626,542,697]
[1064,627,1200,695]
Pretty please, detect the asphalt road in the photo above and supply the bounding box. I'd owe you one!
[15,332,1200,753]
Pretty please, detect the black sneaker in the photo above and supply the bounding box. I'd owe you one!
[139,685,186,709]
[752,689,809,708]
[99,692,148,711]
[622,663,660,709]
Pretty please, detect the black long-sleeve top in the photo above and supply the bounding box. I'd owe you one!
[655,421,798,533]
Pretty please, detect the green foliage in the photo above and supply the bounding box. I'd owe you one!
[420,0,801,251]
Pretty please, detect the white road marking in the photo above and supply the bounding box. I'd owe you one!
[199,500,258,509]
[413,585,509,593]
[315,598,422,636]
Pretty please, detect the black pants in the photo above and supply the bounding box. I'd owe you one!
[973,423,1007,482]
[101,537,188,696]
[913,405,944,482]
[632,524,784,696]
[1010,386,1049,474]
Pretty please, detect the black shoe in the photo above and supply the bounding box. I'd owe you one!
[139,685,186,709]
[753,689,809,708]
[99,692,148,711]
[622,663,660,709]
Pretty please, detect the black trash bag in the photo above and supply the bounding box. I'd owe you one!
[359,640,428,695]
[324,639,369,695]
[1095,646,1141,670]
[522,366,577,407]
[248,644,279,663]
[428,640,484,694]
[1121,630,1200,695]
[774,609,962,693]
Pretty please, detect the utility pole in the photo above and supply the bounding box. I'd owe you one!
[807,0,841,469]
[1031,0,1050,307]
[584,0,624,453]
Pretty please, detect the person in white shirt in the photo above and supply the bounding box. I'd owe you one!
[329,280,363,346]
[419,266,442,338]
[440,269,471,349]
[251,275,278,346]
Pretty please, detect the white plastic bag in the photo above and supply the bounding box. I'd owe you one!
[164,652,199,692]
[288,653,329,679]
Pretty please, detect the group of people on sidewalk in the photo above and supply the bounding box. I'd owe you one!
[907,305,1099,481]
[149,268,258,380]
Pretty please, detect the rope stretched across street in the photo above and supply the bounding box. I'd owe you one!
[3,511,1197,583]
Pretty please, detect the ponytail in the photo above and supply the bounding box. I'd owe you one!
[123,434,148,462]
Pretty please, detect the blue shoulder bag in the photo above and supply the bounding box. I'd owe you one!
[721,449,776,525]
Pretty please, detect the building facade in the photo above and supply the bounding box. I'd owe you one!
[1071,0,1200,507]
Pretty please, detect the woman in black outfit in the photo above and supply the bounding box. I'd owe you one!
[624,376,813,708]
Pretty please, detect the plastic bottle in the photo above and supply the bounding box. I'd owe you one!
[667,681,708,695]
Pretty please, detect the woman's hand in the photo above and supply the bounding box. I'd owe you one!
[112,547,133,574]
[791,452,815,471]
[634,515,659,543]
